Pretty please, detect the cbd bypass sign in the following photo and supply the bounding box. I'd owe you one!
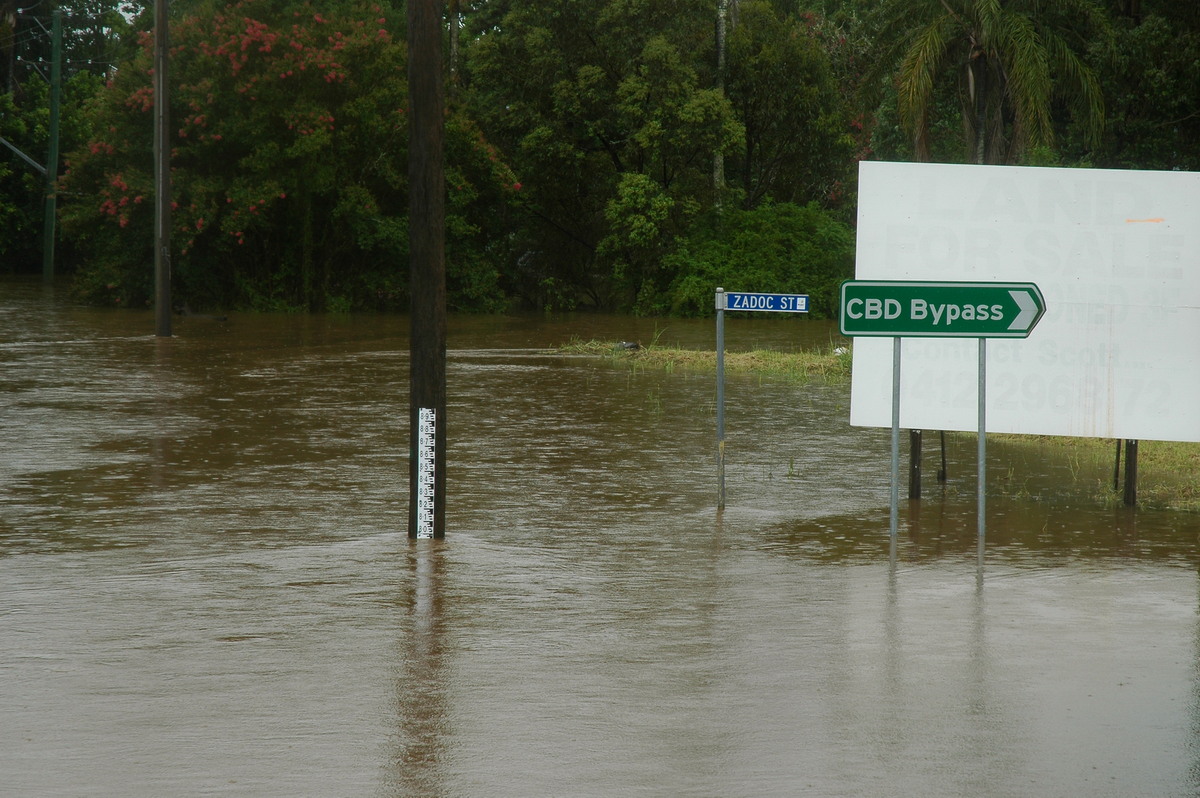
[839,280,1045,338]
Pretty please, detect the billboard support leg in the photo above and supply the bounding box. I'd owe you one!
[937,431,947,483]
[1123,439,1138,507]
[908,429,922,500]
[889,337,901,558]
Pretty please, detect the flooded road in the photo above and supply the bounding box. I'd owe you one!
[3,277,1200,796]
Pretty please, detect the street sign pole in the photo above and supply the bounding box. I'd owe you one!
[716,288,726,510]
[978,339,986,571]
[715,288,810,511]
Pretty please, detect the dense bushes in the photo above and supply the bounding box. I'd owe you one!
[60,0,515,312]
[663,202,853,318]
[10,0,1194,315]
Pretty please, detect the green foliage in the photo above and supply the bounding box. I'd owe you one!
[60,0,514,312]
[460,0,862,312]
[599,172,689,312]
[1074,11,1200,171]
[726,1,856,209]
[9,0,1200,317]
[866,0,1108,164]
[0,91,44,272]
[463,0,743,310]
[0,69,106,274]
[662,201,854,318]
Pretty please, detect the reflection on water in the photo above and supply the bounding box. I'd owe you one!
[388,542,449,796]
[2,277,1200,796]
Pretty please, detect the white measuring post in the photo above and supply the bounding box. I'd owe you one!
[416,407,437,539]
[714,288,810,510]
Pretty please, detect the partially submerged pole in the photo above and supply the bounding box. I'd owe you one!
[889,337,900,551]
[407,0,447,539]
[977,339,987,565]
[1123,439,1138,507]
[40,7,61,282]
[153,0,171,337]
[908,429,921,499]
[715,287,726,510]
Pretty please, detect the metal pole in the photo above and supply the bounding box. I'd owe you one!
[890,337,900,550]
[153,0,172,337]
[977,338,986,566]
[40,8,61,282]
[715,287,726,510]
[408,0,447,539]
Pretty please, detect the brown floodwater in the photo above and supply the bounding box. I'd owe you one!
[3,276,1200,796]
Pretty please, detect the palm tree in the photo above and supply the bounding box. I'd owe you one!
[869,0,1108,164]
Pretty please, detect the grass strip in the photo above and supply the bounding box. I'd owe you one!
[991,434,1200,512]
[557,338,1200,511]
[557,337,852,383]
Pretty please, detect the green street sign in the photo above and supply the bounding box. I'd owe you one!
[839,280,1045,338]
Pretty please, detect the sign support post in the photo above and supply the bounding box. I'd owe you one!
[889,337,900,557]
[977,339,986,567]
[716,288,726,510]
[714,288,810,511]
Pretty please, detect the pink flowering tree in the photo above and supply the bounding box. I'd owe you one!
[61,0,519,311]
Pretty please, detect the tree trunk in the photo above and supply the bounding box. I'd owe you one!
[448,0,460,86]
[713,0,728,198]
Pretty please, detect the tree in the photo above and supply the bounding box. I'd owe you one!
[663,201,854,317]
[725,1,855,209]
[59,0,517,311]
[462,0,743,310]
[867,0,1108,164]
[0,1,135,272]
[1076,4,1200,170]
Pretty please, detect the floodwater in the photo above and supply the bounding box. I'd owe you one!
[2,277,1200,797]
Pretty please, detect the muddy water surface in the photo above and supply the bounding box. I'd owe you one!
[3,278,1200,796]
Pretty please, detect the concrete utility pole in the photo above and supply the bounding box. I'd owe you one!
[407,0,447,539]
[154,0,171,337]
[40,7,60,282]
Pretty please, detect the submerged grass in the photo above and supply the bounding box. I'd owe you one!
[557,337,852,383]
[992,434,1200,513]
[557,338,1200,512]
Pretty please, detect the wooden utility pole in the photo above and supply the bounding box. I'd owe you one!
[407,0,447,539]
[154,0,171,337]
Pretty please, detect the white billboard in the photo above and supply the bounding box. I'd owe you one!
[850,161,1200,442]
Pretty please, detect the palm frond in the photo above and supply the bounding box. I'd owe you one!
[870,0,1106,164]
[1043,31,1106,149]
[896,13,958,159]
[994,11,1054,150]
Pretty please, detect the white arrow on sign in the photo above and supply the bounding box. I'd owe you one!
[1008,289,1039,331]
